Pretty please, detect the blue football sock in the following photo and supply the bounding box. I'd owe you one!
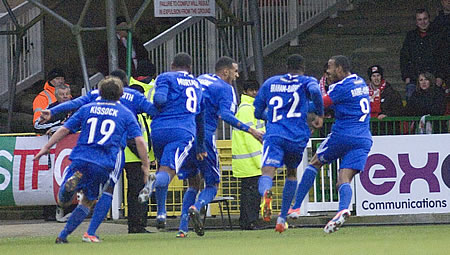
[258,175,273,196]
[193,185,217,210]
[155,171,170,216]
[292,165,318,209]
[58,182,76,205]
[338,182,352,211]
[87,192,113,236]
[279,179,297,219]
[58,204,90,239]
[179,188,198,232]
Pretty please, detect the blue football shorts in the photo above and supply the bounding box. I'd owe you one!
[261,136,307,169]
[199,133,221,185]
[176,133,220,186]
[316,133,373,171]
[176,141,201,181]
[152,128,194,173]
[62,159,110,201]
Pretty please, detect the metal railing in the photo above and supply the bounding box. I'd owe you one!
[0,2,44,105]
[314,116,450,138]
[144,0,349,77]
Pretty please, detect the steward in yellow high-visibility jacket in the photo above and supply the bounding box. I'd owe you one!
[126,76,156,163]
[232,94,265,177]
[123,72,156,233]
[231,81,265,230]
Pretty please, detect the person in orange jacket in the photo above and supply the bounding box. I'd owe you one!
[33,68,70,124]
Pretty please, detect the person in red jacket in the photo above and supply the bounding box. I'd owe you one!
[367,65,404,135]
[367,65,404,120]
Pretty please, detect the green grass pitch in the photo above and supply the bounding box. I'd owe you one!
[2,225,449,255]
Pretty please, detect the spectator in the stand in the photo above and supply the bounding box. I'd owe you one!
[97,16,148,76]
[431,0,450,114]
[34,84,72,134]
[33,68,70,124]
[232,80,264,230]
[431,0,450,32]
[400,8,443,101]
[406,72,446,117]
[367,65,404,119]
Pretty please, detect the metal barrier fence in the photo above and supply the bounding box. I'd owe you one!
[314,116,450,138]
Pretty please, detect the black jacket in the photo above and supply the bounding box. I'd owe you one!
[400,29,440,83]
[430,11,450,83]
[97,37,148,76]
[379,82,404,117]
[406,86,446,116]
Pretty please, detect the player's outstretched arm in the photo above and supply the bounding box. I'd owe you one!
[220,109,266,143]
[248,127,264,144]
[134,92,159,118]
[135,136,150,183]
[38,110,52,124]
[49,93,93,117]
[33,127,71,161]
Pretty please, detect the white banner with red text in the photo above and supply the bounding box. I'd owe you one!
[0,134,78,206]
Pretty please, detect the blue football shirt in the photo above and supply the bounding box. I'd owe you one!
[151,71,202,136]
[327,74,372,138]
[64,100,142,170]
[197,73,249,134]
[254,74,321,142]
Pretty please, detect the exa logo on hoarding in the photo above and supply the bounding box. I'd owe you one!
[360,153,450,195]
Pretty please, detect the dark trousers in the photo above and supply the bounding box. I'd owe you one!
[239,175,261,229]
[125,162,148,232]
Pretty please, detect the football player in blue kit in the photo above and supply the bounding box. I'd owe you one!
[176,56,264,237]
[150,53,204,229]
[253,54,324,233]
[37,70,158,236]
[288,55,373,234]
[34,77,150,243]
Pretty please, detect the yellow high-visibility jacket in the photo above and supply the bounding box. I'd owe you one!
[125,77,156,163]
[232,94,265,178]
